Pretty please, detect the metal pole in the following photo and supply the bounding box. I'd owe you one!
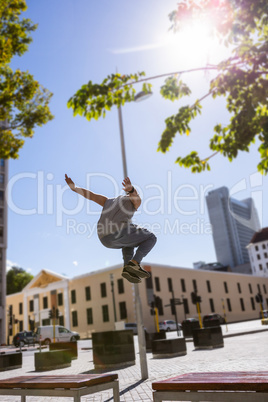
[118,105,128,178]
[110,274,117,324]
[171,288,179,337]
[182,295,187,320]
[117,104,148,380]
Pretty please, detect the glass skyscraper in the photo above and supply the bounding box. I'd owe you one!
[206,187,260,268]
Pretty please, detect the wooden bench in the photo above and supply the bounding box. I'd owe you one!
[152,371,268,401]
[0,374,119,402]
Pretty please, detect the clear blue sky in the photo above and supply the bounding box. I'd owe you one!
[7,0,268,277]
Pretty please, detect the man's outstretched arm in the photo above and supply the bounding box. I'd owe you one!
[122,177,141,210]
[65,174,108,207]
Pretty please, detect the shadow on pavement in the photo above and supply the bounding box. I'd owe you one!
[104,379,145,401]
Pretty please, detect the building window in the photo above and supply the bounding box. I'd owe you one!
[227,298,232,312]
[102,305,109,322]
[181,278,186,292]
[262,244,266,249]
[240,298,245,311]
[0,159,4,166]
[154,277,160,291]
[29,300,34,312]
[58,293,63,306]
[255,245,259,251]
[19,302,23,315]
[85,286,91,301]
[259,264,263,271]
[257,254,261,260]
[59,316,64,326]
[248,283,253,294]
[183,298,189,315]
[257,284,261,293]
[192,279,197,292]
[237,283,241,294]
[224,282,228,294]
[0,191,4,201]
[167,278,173,292]
[101,283,107,298]
[71,290,76,304]
[42,319,50,326]
[250,297,255,310]
[209,298,215,313]
[72,311,78,327]
[264,252,268,258]
[263,284,267,294]
[43,296,48,309]
[87,308,93,325]
[119,302,127,320]
[0,174,4,183]
[117,279,124,294]
[19,320,23,332]
[206,280,211,293]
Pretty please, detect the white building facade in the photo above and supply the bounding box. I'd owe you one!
[247,228,268,277]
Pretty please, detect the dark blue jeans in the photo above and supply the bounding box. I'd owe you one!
[100,224,157,265]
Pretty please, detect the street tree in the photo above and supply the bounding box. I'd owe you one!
[0,0,53,159]
[68,0,268,173]
[6,266,33,295]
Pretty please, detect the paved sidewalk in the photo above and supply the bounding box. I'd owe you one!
[0,320,267,401]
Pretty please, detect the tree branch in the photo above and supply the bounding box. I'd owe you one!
[120,65,219,88]
[201,151,219,163]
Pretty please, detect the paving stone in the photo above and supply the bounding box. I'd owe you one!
[0,320,267,401]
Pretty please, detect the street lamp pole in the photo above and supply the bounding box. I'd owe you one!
[117,103,148,380]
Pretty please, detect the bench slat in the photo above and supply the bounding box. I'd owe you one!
[152,371,268,392]
[0,374,118,390]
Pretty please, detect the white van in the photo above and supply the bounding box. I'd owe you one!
[35,325,80,345]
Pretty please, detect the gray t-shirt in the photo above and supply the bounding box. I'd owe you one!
[97,195,136,239]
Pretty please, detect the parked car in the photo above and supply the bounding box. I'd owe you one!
[181,317,200,326]
[159,320,182,332]
[260,310,268,318]
[124,323,147,335]
[13,331,36,347]
[203,314,225,324]
[35,325,80,345]
[124,323,138,334]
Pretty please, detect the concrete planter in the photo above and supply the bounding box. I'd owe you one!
[146,332,166,351]
[152,338,187,358]
[92,330,135,369]
[35,350,71,371]
[182,321,200,337]
[193,327,224,350]
[0,352,22,371]
[49,341,78,359]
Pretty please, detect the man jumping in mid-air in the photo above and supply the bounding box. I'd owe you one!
[65,174,157,283]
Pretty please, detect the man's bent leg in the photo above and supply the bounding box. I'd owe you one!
[122,247,134,266]
[133,230,157,264]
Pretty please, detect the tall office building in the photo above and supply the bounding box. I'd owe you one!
[0,156,8,345]
[206,187,260,268]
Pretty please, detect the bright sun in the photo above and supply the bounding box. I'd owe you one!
[165,19,230,69]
